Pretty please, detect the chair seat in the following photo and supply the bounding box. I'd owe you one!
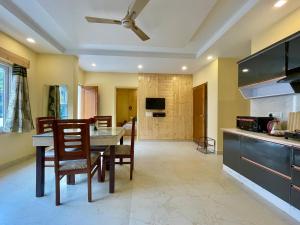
[59,152,101,171]
[104,145,131,157]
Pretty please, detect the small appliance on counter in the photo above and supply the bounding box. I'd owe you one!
[266,119,285,137]
[236,116,274,133]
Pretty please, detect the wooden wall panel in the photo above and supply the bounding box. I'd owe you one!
[138,74,193,140]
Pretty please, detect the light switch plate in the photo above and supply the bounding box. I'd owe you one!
[146,111,152,117]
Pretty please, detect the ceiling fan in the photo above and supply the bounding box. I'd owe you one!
[85,0,150,41]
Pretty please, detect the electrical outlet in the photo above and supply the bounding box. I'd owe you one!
[145,111,152,117]
[268,112,283,120]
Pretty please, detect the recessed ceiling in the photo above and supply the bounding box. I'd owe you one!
[0,0,300,74]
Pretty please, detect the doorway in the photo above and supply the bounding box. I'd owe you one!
[78,85,98,119]
[193,83,207,141]
[116,88,137,126]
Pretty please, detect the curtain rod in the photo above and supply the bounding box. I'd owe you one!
[0,46,30,69]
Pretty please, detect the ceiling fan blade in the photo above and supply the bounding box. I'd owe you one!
[131,25,150,41]
[85,16,121,25]
[128,0,150,19]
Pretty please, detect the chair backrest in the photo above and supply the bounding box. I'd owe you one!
[130,117,136,157]
[94,116,112,127]
[36,117,55,134]
[53,119,91,163]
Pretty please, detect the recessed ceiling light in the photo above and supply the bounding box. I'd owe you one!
[26,38,35,43]
[207,55,213,60]
[242,68,249,73]
[91,63,96,67]
[274,0,287,8]
[181,66,187,71]
[138,64,143,69]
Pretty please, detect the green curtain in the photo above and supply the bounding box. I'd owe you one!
[47,85,60,118]
[4,64,34,132]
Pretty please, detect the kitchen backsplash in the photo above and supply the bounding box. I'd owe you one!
[250,94,300,122]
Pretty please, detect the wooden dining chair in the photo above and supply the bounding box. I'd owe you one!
[36,117,55,165]
[53,119,101,205]
[93,116,112,127]
[101,117,136,181]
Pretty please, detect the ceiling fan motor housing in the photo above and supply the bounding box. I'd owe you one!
[122,19,134,28]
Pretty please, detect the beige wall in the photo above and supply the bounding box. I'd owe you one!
[83,72,138,126]
[0,32,38,166]
[251,8,300,53]
[0,33,81,167]
[193,58,249,152]
[138,74,193,140]
[193,60,219,146]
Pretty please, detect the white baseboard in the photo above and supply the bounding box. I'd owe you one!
[223,164,300,222]
[0,153,35,171]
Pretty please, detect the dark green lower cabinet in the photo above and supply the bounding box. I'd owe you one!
[223,132,241,173]
[240,158,290,202]
[223,132,294,207]
[291,186,300,209]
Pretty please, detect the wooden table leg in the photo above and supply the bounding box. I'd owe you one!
[36,146,45,197]
[67,175,75,185]
[120,136,123,145]
[109,145,115,193]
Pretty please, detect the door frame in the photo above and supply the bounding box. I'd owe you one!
[193,82,207,142]
[115,87,138,127]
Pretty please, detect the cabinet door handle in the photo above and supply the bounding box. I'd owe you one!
[292,165,300,171]
[291,184,300,192]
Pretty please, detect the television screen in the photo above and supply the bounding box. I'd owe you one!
[146,98,165,110]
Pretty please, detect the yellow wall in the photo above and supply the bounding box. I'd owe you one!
[36,54,79,118]
[0,32,81,167]
[218,58,250,151]
[193,60,219,146]
[0,32,38,166]
[193,58,249,152]
[251,8,300,53]
[83,72,138,126]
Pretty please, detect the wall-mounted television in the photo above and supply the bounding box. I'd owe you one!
[146,98,165,110]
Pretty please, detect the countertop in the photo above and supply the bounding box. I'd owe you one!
[222,128,300,148]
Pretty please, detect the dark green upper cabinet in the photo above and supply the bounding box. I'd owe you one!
[288,35,300,70]
[238,43,286,87]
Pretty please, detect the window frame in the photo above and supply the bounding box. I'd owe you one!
[0,62,11,130]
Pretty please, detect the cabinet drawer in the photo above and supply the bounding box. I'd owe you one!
[291,185,300,210]
[241,136,291,176]
[292,165,300,187]
[223,132,241,172]
[240,158,290,202]
[293,148,300,167]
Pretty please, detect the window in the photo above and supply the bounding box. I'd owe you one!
[0,63,10,129]
[59,85,68,119]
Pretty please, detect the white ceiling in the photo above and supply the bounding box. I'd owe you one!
[0,0,300,74]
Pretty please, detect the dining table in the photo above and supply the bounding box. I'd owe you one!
[32,127,125,197]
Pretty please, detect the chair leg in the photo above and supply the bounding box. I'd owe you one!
[55,173,60,206]
[130,161,133,180]
[88,173,92,202]
[97,158,101,182]
[100,158,106,182]
[120,158,123,165]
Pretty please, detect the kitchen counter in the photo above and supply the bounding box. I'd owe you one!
[222,128,300,149]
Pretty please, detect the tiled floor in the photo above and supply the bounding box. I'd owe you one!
[0,140,298,225]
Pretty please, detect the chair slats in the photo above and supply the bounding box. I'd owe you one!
[53,119,101,205]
